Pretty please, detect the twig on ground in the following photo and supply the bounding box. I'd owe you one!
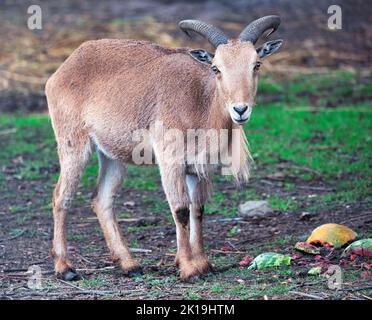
[341,286,372,292]
[277,163,322,177]
[260,179,277,186]
[289,291,325,300]
[211,249,248,254]
[75,266,115,272]
[208,217,243,223]
[75,253,96,265]
[130,248,152,253]
[296,185,334,191]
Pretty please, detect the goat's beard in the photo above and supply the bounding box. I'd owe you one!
[229,125,252,184]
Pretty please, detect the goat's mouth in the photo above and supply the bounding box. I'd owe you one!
[231,116,249,125]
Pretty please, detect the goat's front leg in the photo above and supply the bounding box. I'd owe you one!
[187,175,212,274]
[189,204,213,273]
[158,164,201,281]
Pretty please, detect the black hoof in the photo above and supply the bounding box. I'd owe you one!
[57,268,80,281]
[184,274,201,283]
[125,266,143,277]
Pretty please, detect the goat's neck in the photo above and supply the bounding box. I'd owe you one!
[205,79,232,131]
[205,78,251,182]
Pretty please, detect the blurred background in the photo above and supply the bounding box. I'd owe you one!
[0,0,371,113]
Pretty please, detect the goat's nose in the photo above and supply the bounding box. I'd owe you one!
[233,105,248,116]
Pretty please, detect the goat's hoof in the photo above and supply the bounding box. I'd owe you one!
[127,267,143,277]
[179,264,202,282]
[56,268,80,281]
[194,256,213,274]
[122,264,143,277]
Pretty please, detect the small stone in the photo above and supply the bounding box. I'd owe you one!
[300,212,313,220]
[124,201,135,207]
[238,200,273,217]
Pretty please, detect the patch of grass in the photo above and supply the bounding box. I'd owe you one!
[184,289,202,300]
[9,227,26,237]
[268,195,299,212]
[227,225,241,237]
[205,191,237,217]
[16,212,35,225]
[79,276,106,289]
[247,100,371,209]
[126,225,153,234]
[67,233,87,242]
[258,77,284,94]
[9,205,27,214]
[124,165,159,191]
[143,195,169,215]
[130,239,140,248]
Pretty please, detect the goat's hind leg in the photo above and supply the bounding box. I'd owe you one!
[52,140,91,281]
[92,150,141,276]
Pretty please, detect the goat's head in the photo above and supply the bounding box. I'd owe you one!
[179,16,283,125]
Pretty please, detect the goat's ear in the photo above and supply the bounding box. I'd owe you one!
[189,49,214,65]
[256,40,283,59]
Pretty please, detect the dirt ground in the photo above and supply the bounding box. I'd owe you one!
[0,165,370,300]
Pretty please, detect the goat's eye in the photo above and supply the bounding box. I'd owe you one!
[211,65,220,75]
[254,61,262,71]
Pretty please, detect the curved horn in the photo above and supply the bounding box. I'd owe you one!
[179,19,229,48]
[238,15,281,44]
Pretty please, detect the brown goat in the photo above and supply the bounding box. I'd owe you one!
[46,17,283,281]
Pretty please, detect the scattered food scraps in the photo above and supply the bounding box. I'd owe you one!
[248,252,292,270]
[306,223,357,248]
[239,256,253,267]
[295,241,321,255]
[342,238,372,257]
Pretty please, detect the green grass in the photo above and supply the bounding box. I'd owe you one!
[268,195,299,212]
[184,289,202,300]
[67,233,87,242]
[79,276,106,289]
[0,71,370,219]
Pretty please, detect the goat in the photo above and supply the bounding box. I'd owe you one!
[46,16,283,281]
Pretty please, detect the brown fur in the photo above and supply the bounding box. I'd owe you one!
[46,38,258,281]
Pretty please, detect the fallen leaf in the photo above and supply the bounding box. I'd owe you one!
[248,252,292,270]
[306,223,357,248]
[308,266,321,276]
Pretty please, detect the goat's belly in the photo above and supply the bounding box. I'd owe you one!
[90,131,156,165]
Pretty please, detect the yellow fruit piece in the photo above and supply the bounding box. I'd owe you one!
[306,223,357,248]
